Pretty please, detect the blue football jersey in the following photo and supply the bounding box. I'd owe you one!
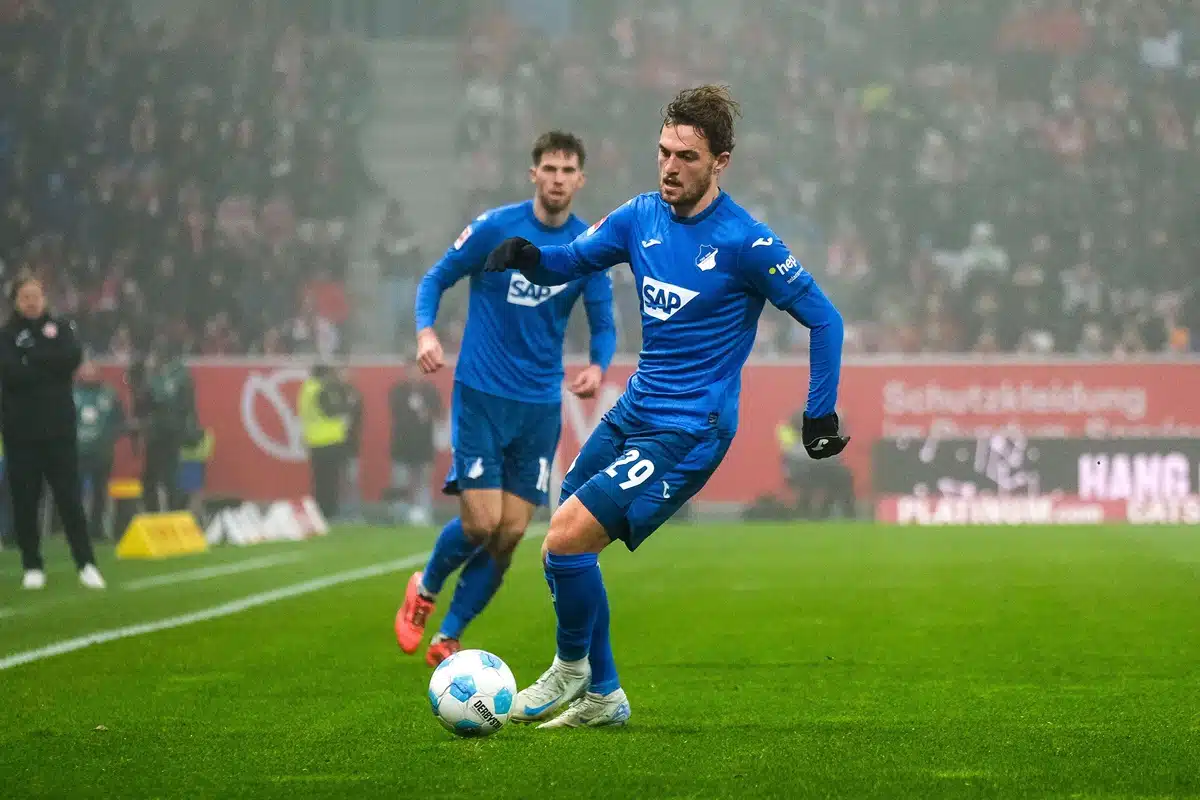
[415,200,616,405]
[522,191,844,434]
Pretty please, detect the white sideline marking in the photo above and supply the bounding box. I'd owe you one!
[122,553,306,591]
[0,552,429,672]
[0,608,16,619]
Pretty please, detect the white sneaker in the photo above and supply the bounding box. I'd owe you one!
[538,688,632,729]
[510,656,591,723]
[22,569,45,590]
[79,564,107,590]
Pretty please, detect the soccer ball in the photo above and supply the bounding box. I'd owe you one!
[427,649,517,737]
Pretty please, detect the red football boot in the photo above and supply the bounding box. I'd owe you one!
[395,572,435,654]
[425,636,461,668]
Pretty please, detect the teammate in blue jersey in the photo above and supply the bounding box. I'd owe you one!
[395,131,617,667]
[483,86,849,728]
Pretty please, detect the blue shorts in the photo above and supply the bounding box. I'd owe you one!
[444,382,562,507]
[562,406,732,551]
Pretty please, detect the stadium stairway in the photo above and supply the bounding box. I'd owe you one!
[349,39,461,354]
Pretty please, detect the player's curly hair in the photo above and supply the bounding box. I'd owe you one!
[662,84,742,156]
[532,130,586,167]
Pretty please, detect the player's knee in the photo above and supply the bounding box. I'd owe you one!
[459,493,503,544]
[488,523,524,559]
[544,498,608,557]
[460,511,501,546]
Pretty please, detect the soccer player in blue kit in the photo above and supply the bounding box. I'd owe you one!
[483,86,849,728]
[396,132,616,667]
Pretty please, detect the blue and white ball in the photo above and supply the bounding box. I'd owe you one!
[427,649,517,737]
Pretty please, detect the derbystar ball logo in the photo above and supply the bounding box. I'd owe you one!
[641,277,699,321]
[507,272,569,307]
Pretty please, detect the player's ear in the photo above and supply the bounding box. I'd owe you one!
[576,168,587,190]
[713,151,731,176]
[528,164,538,185]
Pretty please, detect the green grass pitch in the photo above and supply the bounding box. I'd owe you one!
[1,522,1198,799]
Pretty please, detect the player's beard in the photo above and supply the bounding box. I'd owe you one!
[670,164,716,211]
[538,188,570,215]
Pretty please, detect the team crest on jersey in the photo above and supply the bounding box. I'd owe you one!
[695,244,718,271]
[507,272,569,307]
[641,277,699,321]
[584,214,609,237]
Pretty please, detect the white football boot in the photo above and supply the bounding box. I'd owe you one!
[538,688,632,729]
[22,569,46,590]
[510,656,591,723]
[79,564,107,590]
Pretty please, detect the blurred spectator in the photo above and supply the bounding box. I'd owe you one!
[374,199,422,352]
[0,1,373,356]
[443,0,1200,358]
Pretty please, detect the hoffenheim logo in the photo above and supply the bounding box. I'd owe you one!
[695,244,718,271]
[507,272,568,307]
[641,277,699,321]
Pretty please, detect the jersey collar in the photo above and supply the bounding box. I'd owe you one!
[664,190,727,226]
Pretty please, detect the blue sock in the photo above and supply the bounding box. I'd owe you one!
[439,548,506,640]
[588,575,620,695]
[544,563,556,604]
[545,552,602,662]
[420,518,473,596]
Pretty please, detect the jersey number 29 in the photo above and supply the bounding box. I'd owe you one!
[605,449,655,490]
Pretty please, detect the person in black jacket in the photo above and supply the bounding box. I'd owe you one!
[0,271,105,590]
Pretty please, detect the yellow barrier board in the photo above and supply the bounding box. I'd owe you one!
[116,512,209,560]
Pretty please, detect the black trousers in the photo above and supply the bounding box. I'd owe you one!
[143,432,181,513]
[6,437,95,572]
[79,454,114,540]
[310,444,345,521]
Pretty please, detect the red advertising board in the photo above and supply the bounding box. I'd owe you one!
[98,358,1200,505]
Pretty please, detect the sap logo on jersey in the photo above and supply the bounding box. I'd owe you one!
[507,272,568,307]
[641,277,699,321]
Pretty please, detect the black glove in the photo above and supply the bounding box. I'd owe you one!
[483,237,540,273]
[802,412,850,459]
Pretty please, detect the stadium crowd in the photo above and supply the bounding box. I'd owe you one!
[452,0,1200,358]
[0,0,373,358]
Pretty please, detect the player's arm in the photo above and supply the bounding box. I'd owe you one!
[483,201,634,285]
[739,229,848,459]
[569,272,617,399]
[413,215,497,373]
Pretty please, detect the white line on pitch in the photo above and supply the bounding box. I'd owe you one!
[0,608,17,619]
[0,551,430,672]
[122,553,307,591]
